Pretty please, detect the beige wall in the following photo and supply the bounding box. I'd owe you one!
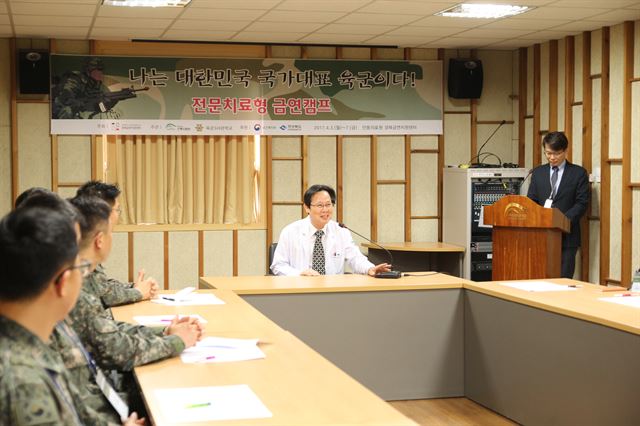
[2,22,638,286]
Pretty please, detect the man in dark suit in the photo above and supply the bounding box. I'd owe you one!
[527,131,589,278]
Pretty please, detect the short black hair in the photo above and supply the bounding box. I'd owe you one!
[303,184,336,208]
[69,195,112,250]
[16,189,82,227]
[77,181,121,207]
[15,187,51,209]
[0,206,78,301]
[542,131,568,152]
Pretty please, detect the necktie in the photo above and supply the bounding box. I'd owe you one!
[550,166,559,199]
[312,230,325,275]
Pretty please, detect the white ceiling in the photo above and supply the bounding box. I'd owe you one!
[1,0,639,50]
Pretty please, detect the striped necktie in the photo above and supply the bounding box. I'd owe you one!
[550,166,559,199]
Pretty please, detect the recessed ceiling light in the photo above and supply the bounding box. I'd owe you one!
[102,0,191,7]
[435,3,532,19]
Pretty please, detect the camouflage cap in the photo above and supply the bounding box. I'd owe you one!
[84,57,104,72]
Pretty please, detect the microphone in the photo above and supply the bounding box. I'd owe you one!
[519,169,533,195]
[338,223,402,279]
[467,120,506,167]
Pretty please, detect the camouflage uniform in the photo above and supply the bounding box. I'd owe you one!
[86,264,142,311]
[68,285,184,372]
[51,58,113,119]
[0,316,87,426]
[50,320,122,425]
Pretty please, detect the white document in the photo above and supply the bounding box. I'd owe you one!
[132,314,208,326]
[154,384,272,422]
[478,205,492,228]
[151,292,225,306]
[499,281,579,292]
[599,295,640,308]
[180,336,265,364]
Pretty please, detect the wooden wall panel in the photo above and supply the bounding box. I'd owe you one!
[307,136,336,188]
[557,39,567,131]
[0,126,10,214]
[540,42,550,131]
[0,40,9,214]
[591,81,602,218]
[168,231,199,289]
[411,219,438,242]
[203,230,233,277]
[476,50,515,121]
[103,232,129,283]
[271,205,301,246]
[411,135,438,150]
[632,84,640,183]
[272,136,300,157]
[524,119,534,170]
[58,135,91,183]
[17,103,50,193]
[589,221,601,284]
[609,165,622,281]
[272,161,302,202]
[609,24,625,159]
[343,136,371,237]
[238,230,266,276]
[377,136,404,180]
[443,114,471,167]
[411,153,438,217]
[571,106,583,164]
[574,34,584,102]
[377,185,404,243]
[634,194,640,273]
[133,231,165,289]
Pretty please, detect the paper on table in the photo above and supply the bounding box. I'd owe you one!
[181,337,265,364]
[154,384,272,422]
[151,293,225,306]
[599,296,640,308]
[499,281,579,292]
[132,314,208,326]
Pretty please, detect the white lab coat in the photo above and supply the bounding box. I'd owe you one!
[271,217,374,276]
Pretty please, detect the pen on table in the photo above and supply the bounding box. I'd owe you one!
[568,284,582,288]
[613,293,634,297]
[161,296,175,301]
[185,402,211,409]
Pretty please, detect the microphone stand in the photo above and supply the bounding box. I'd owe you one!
[338,223,402,279]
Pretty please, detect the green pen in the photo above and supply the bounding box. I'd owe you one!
[185,402,211,409]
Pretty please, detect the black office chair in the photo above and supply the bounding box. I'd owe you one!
[267,242,278,275]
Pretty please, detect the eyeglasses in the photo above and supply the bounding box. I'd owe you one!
[310,203,335,210]
[544,150,565,158]
[55,259,92,283]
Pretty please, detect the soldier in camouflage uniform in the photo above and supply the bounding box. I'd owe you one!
[67,196,201,405]
[11,190,144,426]
[52,57,118,119]
[0,203,144,426]
[76,181,158,310]
[0,206,86,425]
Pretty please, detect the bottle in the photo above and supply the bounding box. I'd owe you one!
[631,268,640,291]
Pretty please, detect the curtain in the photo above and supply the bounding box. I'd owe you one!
[111,135,259,225]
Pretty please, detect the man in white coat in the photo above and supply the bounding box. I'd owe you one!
[271,184,392,276]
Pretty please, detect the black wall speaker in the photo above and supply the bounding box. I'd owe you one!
[18,50,50,95]
[448,58,483,99]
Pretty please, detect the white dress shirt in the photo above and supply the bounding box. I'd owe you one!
[270,216,374,276]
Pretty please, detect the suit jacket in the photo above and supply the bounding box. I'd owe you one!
[527,161,589,247]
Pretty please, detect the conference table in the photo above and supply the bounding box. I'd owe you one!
[112,289,416,426]
[361,241,465,277]
[199,274,640,426]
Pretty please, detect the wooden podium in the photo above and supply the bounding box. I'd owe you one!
[484,195,570,280]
